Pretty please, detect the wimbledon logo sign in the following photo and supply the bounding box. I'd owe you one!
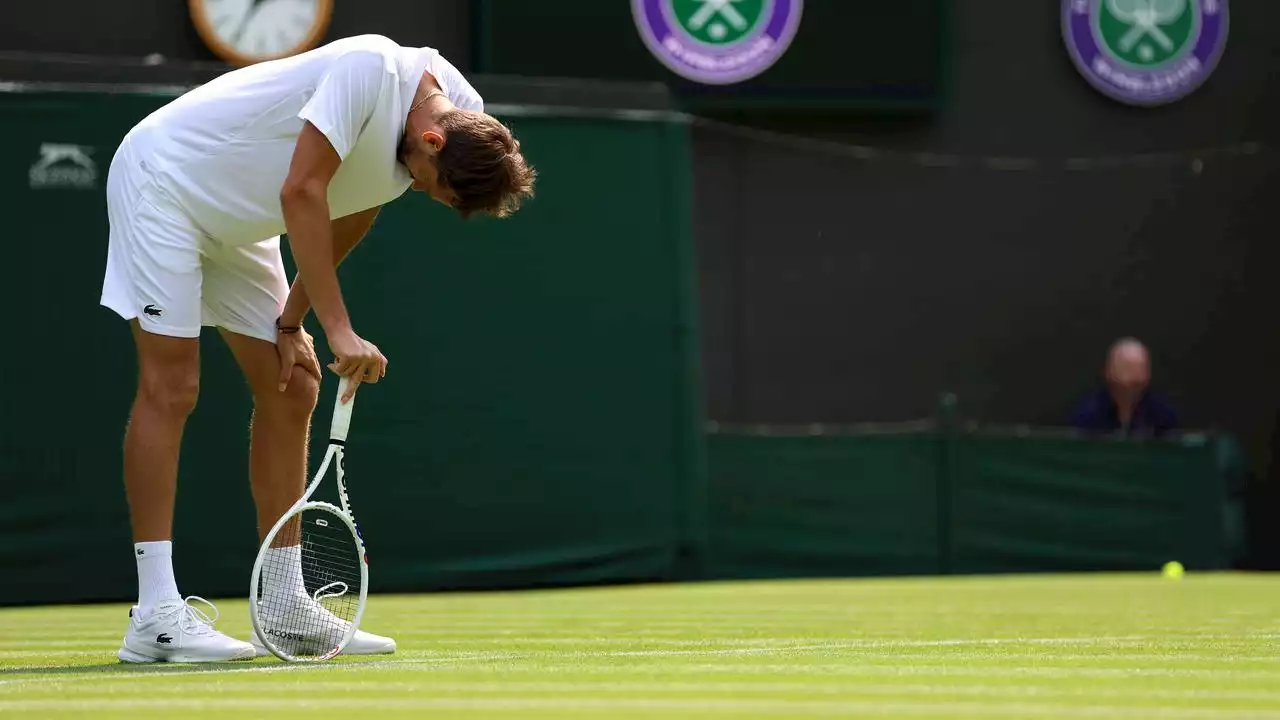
[1062,0,1229,106]
[632,0,804,86]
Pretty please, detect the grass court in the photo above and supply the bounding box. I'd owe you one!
[1,573,1278,719]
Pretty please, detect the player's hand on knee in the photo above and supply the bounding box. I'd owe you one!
[277,328,322,392]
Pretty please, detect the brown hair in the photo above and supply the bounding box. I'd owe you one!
[435,109,536,219]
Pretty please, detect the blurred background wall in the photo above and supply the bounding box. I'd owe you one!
[693,0,1280,447]
[6,2,1276,454]
[0,1,472,66]
[0,0,1275,603]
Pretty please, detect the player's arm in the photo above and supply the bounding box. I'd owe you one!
[278,206,382,328]
[279,122,352,335]
[281,49,388,393]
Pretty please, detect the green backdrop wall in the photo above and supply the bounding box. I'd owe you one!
[0,87,702,604]
[703,427,1228,581]
[0,88,1231,606]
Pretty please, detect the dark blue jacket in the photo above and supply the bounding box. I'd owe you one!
[1070,388,1180,437]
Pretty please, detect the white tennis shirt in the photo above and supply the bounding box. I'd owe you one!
[128,34,483,247]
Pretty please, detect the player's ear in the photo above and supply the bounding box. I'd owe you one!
[421,130,446,152]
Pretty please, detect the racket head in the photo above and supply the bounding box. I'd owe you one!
[249,501,369,662]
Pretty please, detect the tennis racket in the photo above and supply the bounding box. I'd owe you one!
[249,375,369,662]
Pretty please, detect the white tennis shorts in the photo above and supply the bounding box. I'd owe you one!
[100,136,287,344]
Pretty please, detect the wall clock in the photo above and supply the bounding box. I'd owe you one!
[190,0,335,66]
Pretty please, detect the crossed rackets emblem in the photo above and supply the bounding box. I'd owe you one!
[1108,0,1188,53]
[686,0,749,33]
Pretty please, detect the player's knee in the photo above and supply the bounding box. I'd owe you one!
[275,367,320,416]
[138,365,200,419]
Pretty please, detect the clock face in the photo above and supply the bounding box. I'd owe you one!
[191,0,333,65]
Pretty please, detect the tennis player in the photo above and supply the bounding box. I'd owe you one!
[101,34,535,663]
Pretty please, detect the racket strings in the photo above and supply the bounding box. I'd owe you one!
[255,507,362,660]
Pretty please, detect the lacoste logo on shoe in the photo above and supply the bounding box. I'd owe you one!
[265,628,304,642]
[156,633,173,644]
[143,304,163,317]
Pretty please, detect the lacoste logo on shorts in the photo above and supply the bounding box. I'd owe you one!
[143,304,163,317]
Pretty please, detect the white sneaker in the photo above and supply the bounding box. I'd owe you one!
[118,596,256,663]
[250,597,396,658]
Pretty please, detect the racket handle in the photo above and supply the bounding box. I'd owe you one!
[331,375,356,443]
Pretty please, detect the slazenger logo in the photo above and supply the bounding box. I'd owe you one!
[29,143,98,189]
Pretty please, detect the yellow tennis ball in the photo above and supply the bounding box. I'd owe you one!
[1162,561,1185,579]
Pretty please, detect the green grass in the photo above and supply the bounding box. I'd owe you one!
[1,573,1279,718]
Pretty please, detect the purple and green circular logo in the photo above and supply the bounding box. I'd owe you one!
[632,0,804,86]
[1063,0,1229,106]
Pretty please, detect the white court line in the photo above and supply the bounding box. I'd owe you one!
[3,633,1273,649]
[4,636,1278,688]
[0,635,1153,659]
[371,636,1151,646]
[0,636,1182,669]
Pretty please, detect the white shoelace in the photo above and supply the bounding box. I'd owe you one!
[261,594,350,632]
[154,596,221,638]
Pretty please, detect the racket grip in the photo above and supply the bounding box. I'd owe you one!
[331,376,355,443]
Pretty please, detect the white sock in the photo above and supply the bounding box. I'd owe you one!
[135,541,181,617]
[263,545,308,611]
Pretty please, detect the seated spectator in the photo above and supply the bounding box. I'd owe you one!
[1070,337,1179,437]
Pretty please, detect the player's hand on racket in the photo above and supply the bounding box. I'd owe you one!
[276,326,323,392]
[326,327,387,402]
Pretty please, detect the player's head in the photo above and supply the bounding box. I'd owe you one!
[399,108,535,219]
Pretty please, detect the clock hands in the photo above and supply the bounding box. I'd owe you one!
[230,0,272,48]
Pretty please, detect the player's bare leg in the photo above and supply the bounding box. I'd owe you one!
[124,320,199,543]
[218,330,318,542]
[219,328,395,656]
[118,320,255,663]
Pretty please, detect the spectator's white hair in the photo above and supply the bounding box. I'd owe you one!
[1107,337,1149,366]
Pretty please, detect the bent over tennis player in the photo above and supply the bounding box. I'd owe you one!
[101,34,535,663]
